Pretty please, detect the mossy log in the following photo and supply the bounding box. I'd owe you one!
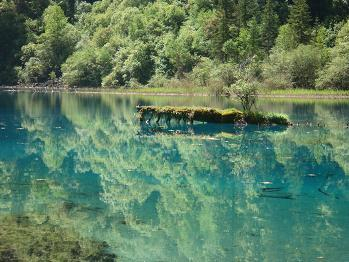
[136,106,290,126]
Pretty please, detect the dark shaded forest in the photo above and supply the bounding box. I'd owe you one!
[1,0,348,90]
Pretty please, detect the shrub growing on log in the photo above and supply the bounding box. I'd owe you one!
[244,111,290,125]
[227,79,259,112]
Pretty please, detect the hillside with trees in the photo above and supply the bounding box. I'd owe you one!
[1,0,348,90]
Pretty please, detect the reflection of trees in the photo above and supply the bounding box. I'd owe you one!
[270,126,346,261]
[291,103,316,121]
[259,98,349,174]
[0,93,348,260]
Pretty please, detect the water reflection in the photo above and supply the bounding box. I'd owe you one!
[0,92,349,261]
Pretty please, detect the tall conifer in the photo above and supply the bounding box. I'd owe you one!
[261,0,279,52]
[288,0,312,44]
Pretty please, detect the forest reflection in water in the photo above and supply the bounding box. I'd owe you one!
[0,91,349,261]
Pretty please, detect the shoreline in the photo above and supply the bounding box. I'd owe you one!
[1,86,349,99]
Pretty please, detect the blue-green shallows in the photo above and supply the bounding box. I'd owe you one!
[0,91,349,261]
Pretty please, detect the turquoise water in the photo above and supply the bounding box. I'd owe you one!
[0,91,349,261]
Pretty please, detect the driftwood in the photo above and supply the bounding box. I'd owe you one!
[136,106,290,126]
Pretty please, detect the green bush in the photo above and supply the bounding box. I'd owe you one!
[17,57,48,83]
[147,73,168,88]
[187,61,241,95]
[62,47,112,87]
[316,20,349,89]
[190,57,215,87]
[162,30,196,78]
[274,24,299,51]
[227,79,259,112]
[3,0,349,90]
[263,44,326,89]
[316,55,349,90]
[265,112,290,125]
[244,111,289,125]
[215,63,239,87]
[0,1,26,84]
[102,41,154,88]
[18,5,79,83]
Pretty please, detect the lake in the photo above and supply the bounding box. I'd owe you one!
[0,91,349,261]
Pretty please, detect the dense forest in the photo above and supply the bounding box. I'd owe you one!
[1,0,349,90]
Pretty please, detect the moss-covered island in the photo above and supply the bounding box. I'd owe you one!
[137,106,290,126]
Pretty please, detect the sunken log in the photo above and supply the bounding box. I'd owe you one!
[136,106,290,126]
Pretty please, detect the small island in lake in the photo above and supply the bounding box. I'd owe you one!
[137,106,290,126]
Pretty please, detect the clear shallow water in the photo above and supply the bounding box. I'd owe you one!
[0,91,349,261]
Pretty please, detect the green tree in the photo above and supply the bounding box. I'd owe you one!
[288,0,312,44]
[2,0,348,89]
[190,57,215,86]
[263,44,326,89]
[312,25,329,48]
[162,30,196,78]
[330,0,349,22]
[13,0,50,19]
[274,24,299,51]
[228,78,258,112]
[0,1,26,84]
[18,4,78,83]
[102,41,154,87]
[260,0,279,52]
[235,0,260,27]
[308,0,332,22]
[200,0,235,61]
[62,46,113,87]
[316,20,349,89]
[223,19,262,63]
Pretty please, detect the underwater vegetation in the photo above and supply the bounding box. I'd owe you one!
[0,215,117,262]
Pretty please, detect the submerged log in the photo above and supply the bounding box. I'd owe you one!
[136,106,290,126]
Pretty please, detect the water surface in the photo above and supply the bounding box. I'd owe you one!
[0,91,349,261]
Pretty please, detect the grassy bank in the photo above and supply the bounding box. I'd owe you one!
[112,86,211,95]
[2,86,349,98]
[110,87,349,98]
[260,88,349,97]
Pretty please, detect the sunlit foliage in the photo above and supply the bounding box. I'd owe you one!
[0,0,348,89]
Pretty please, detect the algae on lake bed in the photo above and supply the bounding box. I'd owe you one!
[0,215,117,261]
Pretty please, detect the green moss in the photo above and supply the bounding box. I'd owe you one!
[243,111,269,125]
[137,106,290,126]
[243,112,290,125]
[219,108,244,123]
[265,112,290,125]
[137,106,243,123]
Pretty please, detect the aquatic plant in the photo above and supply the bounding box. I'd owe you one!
[0,215,117,261]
